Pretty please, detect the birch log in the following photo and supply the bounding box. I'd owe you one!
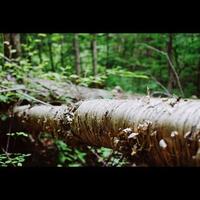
[13,98,200,166]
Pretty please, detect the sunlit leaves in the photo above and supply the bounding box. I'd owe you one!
[107,67,149,79]
[7,132,29,138]
[38,33,47,37]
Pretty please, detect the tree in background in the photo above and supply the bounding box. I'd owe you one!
[37,37,43,64]
[73,33,81,76]
[167,33,176,92]
[3,33,21,60]
[47,34,55,71]
[91,33,97,76]
[60,34,65,68]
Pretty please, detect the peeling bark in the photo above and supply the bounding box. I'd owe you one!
[13,104,80,147]
[13,98,200,166]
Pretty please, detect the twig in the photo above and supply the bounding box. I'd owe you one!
[105,150,114,165]
[151,91,173,97]
[150,76,172,96]
[17,91,52,106]
[93,148,108,166]
[0,85,51,106]
[1,147,16,167]
[0,53,12,63]
[135,43,184,97]
[0,86,25,93]
[112,154,125,167]
[86,147,108,166]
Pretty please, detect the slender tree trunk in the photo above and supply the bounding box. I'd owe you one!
[13,98,200,166]
[0,34,3,65]
[73,33,81,76]
[167,33,176,92]
[37,41,43,64]
[60,34,65,67]
[3,33,21,60]
[106,33,110,68]
[91,33,97,76]
[196,34,200,97]
[47,34,55,71]
[197,58,200,97]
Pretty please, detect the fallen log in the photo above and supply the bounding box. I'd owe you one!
[13,97,200,166]
[26,78,142,103]
[28,78,114,102]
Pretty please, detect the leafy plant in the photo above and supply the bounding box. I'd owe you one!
[55,140,86,167]
[0,153,31,167]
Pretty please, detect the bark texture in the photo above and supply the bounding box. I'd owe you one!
[13,98,200,166]
[13,104,79,146]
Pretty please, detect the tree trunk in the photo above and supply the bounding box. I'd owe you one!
[47,34,55,71]
[37,41,43,64]
[60,34,65,67]
[106,33,111,68]
[13,98,200,166]
[73,33,81,76]
[3,33,21,60]
[197,58,200,97]
[196,35,200,97]
[167,33,176,92]
[91,33,97,76]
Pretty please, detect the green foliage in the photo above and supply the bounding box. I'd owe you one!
[55,140,86,167]
[0,113,8,121]
[1,33,199,97]
[69,74,107,88]
[107,66,149,79]
[0,153,31,167]
[0,91,20,103]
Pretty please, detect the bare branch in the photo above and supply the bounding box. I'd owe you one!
[150,76,172,96]
[1,147,16,167]
[0,85,52,106]
[0,85,25,93]
[0,53,12,63]
[135,43,184,97]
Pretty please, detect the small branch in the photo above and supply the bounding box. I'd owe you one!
[86,147,108,166]
[112,154,125,167]
[150,76,172,96]
[105,150,114,165]
[136,43,184,97]
[1,147,16,167]
[0,53,12,63]
[0,86,25,93]
[0,85,51,106]
[93,148,108,166]
[17,91,52,106]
